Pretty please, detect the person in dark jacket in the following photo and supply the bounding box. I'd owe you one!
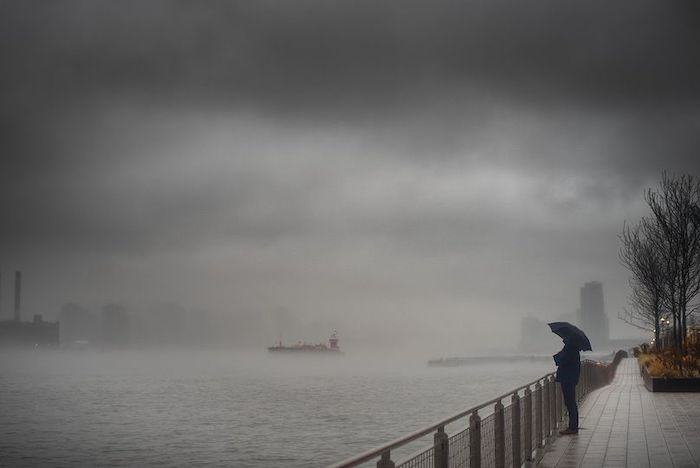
[553,336,581,435]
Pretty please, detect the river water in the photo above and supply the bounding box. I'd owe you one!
[0,349,555,467]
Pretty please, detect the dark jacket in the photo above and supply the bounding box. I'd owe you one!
[553,343,581,384]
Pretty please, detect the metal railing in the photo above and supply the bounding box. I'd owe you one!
[330,358,618,468]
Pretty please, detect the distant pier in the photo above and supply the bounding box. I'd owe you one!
[428,355,556,367]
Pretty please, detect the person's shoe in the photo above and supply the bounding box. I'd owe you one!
[559,428,578,435]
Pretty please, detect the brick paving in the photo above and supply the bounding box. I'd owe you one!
[537,358,700,468]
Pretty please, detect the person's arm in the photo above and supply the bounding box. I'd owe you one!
[553,344,576,367]
[553,347,566,366]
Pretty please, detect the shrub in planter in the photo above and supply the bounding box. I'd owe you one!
[638,351,700,378]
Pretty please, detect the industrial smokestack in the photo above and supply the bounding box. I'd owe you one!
[14,271,21,322]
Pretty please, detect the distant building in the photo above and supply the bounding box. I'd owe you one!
[59,303,97,346]
[101,304,131,346]
[577,281,609,348]
[0,315,59,347]
[0,270,59,347]
[519,316,557,352]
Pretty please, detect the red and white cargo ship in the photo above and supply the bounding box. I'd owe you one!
[268,330,343,354]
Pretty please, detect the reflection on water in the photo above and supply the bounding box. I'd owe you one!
[0,349,554,467]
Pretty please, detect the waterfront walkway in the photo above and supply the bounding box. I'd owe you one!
[537,358,700,468]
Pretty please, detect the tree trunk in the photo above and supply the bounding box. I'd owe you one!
[654,313,660,350]
[681,309,687,352]
[673,312,680,353]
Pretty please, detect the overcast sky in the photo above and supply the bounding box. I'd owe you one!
[1,1,699,352]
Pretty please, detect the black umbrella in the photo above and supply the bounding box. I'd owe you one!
[547,322,592,351]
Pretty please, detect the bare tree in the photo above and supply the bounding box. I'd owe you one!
[626,173,700,352]
[619,220,666,346]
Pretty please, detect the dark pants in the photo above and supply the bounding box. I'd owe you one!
[561,382,578,431]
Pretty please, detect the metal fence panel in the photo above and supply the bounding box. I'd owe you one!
[397,447,434,468]
[503,405,513,468]
[520,398,527,463]
[531,388,539,450]
[479,413,496,467]
[448,427,470,468]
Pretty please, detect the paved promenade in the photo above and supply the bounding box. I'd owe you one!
[538,358,700,468]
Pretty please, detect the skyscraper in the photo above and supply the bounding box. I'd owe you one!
[578,281,609,348]
[101,304,131,346]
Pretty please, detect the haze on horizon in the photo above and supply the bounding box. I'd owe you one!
[1,1,699,354]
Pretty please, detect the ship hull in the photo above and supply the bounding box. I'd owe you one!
[267,347,343,355]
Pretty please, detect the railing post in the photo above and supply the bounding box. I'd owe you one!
[550,376,557,430]
[563,379,567,415]
[543,378,550,439]
[558,381,564,422]
[470,410,481,468]
[494,401,505,468]
[377,450,395,468]
[552,380,561,433]
[535,381,543,448]
[575,373,580,402]
[554,382,561,428]
[433,425,449,468]
[524,386,532,461]
[592,362,596,388]
[511,392,521,468]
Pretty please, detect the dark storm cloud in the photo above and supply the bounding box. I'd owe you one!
[2,1,699,109]
[1,0,698,235]
[2,0,699,182]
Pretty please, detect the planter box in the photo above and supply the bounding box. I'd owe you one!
[640,366,700,392]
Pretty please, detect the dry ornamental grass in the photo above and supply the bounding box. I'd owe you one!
[638,352,700,378]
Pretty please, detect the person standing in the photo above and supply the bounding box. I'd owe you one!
[553,336,581,435]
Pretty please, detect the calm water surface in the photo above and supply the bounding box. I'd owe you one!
[0,350,554,467]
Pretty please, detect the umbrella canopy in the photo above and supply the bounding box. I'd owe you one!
[547,321,592,351]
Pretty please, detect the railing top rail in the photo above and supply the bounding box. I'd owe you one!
[328,370,556,468]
